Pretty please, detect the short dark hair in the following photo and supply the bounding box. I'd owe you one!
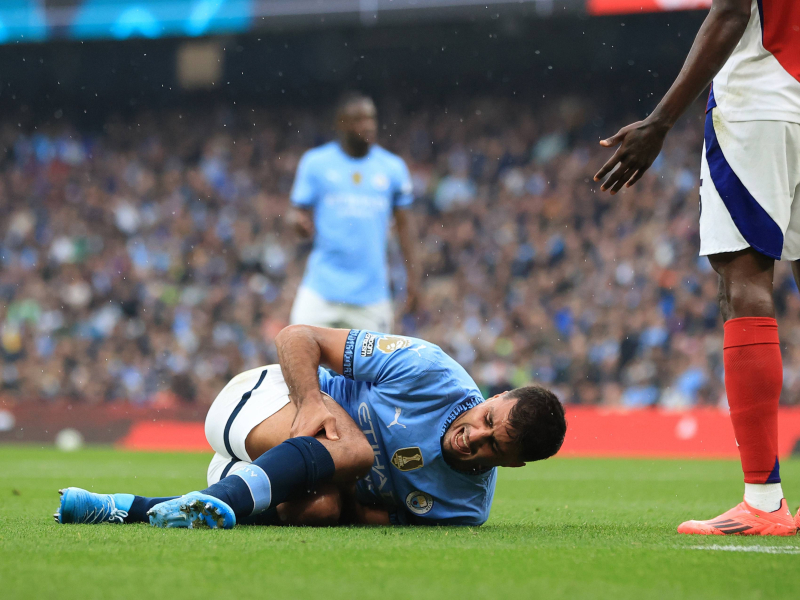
[335,91,374,117]
[506,386,567,463]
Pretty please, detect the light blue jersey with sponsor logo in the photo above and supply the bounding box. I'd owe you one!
[291,142,413,305]
[318,329,496,526]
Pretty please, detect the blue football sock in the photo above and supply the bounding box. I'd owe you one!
[124,495,180,523]
[201,437,335,518]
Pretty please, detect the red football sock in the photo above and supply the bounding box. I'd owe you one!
[723,317,782,484]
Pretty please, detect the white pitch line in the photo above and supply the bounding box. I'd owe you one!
[690,545,800,555]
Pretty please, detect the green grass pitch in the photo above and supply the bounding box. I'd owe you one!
[1,447,799,600]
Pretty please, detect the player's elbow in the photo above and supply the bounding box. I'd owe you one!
[275,324,312,347]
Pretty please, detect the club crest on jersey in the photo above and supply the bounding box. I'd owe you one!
[352,171,362,184]
[391,447,423,472]
[377,336,412,354]
[361,332,377,357]
[405,491,434,515]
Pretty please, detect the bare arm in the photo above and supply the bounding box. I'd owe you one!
[393,207,421,314]
[594,0,752,194]
[288,206,314,238]
[274,325,350,440]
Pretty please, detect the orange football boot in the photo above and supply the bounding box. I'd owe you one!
[795,505,800,530]
[677,498,798,536]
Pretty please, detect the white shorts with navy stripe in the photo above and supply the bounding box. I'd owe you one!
[699,106,800,261]
[204,365,290,486]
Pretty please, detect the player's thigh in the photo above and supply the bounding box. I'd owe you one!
[699,112,795,261]
[290,286,341,327]
[245,392,373,481]
[204,365,291,463]
[207,452,251,486]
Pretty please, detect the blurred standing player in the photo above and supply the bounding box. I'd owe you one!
[595,0,800,535]
[288,93,420,332]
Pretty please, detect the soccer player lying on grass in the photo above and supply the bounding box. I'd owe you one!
[55,326,567,528]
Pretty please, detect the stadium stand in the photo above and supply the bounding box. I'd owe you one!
[2,96,800,409]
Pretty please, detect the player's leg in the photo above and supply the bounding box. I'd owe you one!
[677,251,795,535]
[54,488,178,525]
[711,250,785,501]
[148,389,373,529]
[56,366,289,525]
[206,450,344,527]
[679,111,797,535]
[243,393,373,483]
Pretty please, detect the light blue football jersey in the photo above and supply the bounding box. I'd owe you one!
[290,142,413,306]
[318,329,496,526]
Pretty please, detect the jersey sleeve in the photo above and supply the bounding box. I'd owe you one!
[392,159,414,209]
[290,152,318,207]
[342,329,436,385]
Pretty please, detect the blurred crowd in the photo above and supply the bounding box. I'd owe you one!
[2,96,800,408]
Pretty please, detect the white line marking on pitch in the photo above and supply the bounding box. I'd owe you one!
[690,545,800,555]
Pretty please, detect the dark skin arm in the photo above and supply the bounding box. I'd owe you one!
[274,325,350,440]
[393,207,421,314]
[594,0,752,194]
[289,206,314,238]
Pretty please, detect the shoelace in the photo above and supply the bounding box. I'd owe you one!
[82,496,129,524]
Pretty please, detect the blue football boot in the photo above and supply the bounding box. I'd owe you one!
[54,487,129,524]
[147,492,236,529]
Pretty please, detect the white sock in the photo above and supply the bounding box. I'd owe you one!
[744,483,783,512]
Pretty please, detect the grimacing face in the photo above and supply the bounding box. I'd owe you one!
[441,393,526,471]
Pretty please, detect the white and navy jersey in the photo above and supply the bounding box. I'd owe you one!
[710,0,800,123]
[318,330,496,526]
[290,142,413,306]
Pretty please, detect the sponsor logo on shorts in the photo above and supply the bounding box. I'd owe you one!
[377,336,412,354]
[405,490,434,515]
[361,332,376,357]
[391,447,423,471]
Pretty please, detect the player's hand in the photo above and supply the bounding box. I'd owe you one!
[291,396,340,441]
[594,119,670,194]
[290,208,314,238]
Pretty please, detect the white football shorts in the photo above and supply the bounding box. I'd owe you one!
[290,285,393,332]
[699,106,800,261]
[204,365,290,485]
